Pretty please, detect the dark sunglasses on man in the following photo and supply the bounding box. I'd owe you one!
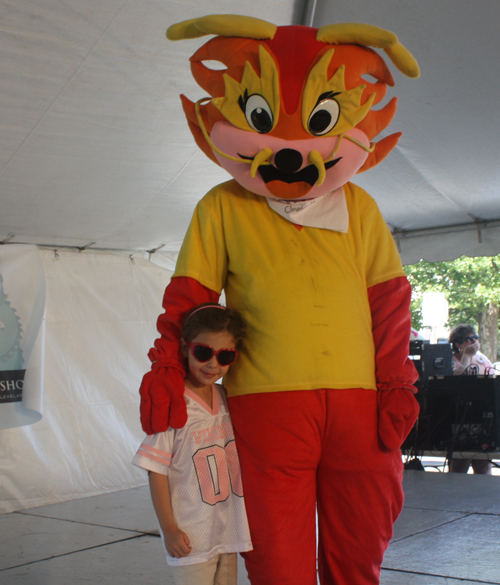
[463,334,479,343]
[186,342,239,366]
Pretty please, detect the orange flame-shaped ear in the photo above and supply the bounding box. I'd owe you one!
[189,36,261,99]
[179,34,266,168]
[312,25,419,171]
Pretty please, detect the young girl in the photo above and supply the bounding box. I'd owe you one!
[133,304,252,584]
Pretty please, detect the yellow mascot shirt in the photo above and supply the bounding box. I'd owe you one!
[174,180,405,397]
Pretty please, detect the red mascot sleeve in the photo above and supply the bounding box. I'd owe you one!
[139,276,219,434]
[368,275,420,450]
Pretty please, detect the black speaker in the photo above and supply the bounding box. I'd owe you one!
[409,341,453,379]
[404,376,500,453]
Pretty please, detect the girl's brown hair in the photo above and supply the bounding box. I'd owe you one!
[449,324,477,353]
[182,303,246,347]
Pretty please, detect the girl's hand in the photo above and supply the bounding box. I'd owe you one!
[463,340,479,356]
[164,526,192,558]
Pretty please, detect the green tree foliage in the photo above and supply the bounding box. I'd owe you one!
[404,255,500,333]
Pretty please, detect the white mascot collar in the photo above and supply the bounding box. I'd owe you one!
[267,187,348,232]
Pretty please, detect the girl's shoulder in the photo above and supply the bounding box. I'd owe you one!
[475,351,493,366]
[139,428,175,452]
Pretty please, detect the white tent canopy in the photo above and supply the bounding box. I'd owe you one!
[1,0,500,511]
[0,0,301,269]
[312,0,500,264]
[1,0,500,266]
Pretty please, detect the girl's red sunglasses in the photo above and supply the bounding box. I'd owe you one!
[186,342,238,366]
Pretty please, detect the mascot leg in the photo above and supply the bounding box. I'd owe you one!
[230,390,321,585]
[229,389,403,585]
[316,389,403,585]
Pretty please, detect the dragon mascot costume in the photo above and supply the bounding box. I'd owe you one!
[140,14,420,585]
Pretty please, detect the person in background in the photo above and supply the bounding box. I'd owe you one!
[450,324,494,376]
[133,303,252,585]
[449,324,494,474]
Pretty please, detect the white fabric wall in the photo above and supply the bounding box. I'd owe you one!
[0,249,172,513]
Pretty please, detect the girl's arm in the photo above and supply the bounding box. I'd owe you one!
[148,471,192,558]
[453,354,472,375]
[453,341,480,375]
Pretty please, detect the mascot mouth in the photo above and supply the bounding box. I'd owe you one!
[239,154,341,187]
[257,158,341,186]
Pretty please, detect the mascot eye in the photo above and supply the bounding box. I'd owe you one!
[244,94,274,133]
[308,97,340,136]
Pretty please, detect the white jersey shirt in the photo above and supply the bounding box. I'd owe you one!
[132,384,252,566]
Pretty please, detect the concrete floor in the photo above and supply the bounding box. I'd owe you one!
[1,471,499,584]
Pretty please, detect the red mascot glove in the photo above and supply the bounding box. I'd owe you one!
[139,276,219,434]
[368,276,420,451]
[377,387,419,451]
[139,362,187,434]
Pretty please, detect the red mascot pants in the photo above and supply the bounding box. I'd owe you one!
[229,388,404,585]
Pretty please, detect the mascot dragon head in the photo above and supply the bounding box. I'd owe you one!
[167,15,419,201]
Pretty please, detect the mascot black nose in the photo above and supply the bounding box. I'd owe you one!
[274,149,303,174]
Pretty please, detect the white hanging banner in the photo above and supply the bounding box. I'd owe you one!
[0,245,46,429]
